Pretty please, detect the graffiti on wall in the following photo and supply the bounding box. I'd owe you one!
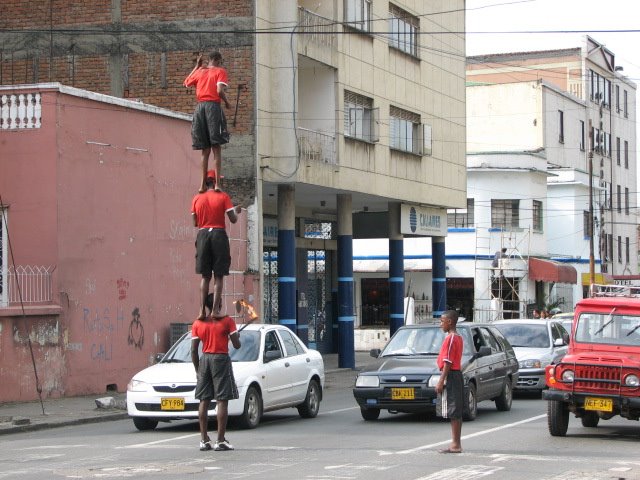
[127,307,144,349]
[117,278,130,300]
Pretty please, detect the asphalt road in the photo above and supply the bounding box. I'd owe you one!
[1,370,639,480]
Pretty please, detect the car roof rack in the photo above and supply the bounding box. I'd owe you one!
[590,283,640,298]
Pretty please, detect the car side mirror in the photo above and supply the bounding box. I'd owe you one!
[370,348,381,358]
[555,337,567,346]
[153,353,165,364]
[477,346,492,358]
[264,350,282,363]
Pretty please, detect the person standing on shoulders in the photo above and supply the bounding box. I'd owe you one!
[184,51,231,193]
[191,293,241,451]
[191,170,242,320]
[435,310,464,454]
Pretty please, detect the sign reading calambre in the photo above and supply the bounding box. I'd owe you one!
[400,204,447,237]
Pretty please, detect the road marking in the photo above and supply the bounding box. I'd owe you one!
[20,444,87,450]
[119,432,199,448]
[413,465,504,480]
[395,414,546,455]
[319,406,359,415]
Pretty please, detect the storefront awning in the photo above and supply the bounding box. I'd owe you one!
[528,258,577,284]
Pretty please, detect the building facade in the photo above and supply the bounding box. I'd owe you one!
[467,37,638,278]
[0,85,252,402]
[1,1,467,394]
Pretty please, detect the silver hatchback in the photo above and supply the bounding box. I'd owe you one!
[493,319,569,392]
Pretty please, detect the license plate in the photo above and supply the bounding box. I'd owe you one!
[584,397,613,412]
[391,388,415,400]
[161,397,185,411]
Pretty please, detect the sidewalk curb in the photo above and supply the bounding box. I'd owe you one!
[0,412,128,436]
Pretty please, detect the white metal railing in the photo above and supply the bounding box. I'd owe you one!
[0,92,42,129]
[298,7,336,49]
[297,127,336,165]
[5,265,55,304]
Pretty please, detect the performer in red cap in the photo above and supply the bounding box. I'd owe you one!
[191,170,242,319]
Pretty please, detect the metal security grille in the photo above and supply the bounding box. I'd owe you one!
[305,221,333,350]
[263,248,279,324]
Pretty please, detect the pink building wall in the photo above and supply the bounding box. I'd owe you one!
[0,84,254,402]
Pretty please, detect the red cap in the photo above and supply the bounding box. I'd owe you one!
[206,170,216,180]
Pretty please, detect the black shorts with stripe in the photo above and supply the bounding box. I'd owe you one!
[436,370,464,420]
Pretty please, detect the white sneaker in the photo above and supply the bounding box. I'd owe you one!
[214,439,234,451]
[199,439,212,451]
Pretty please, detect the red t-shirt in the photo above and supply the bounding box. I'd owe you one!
[437,332,463,371]
[191,316,237,354]
[184,66,229,102]
[191,190,234,229]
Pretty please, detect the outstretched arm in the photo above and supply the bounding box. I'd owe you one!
[226,205,242,224]
[184,54,204,87]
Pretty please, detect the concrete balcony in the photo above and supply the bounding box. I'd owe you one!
[297,127,336,165]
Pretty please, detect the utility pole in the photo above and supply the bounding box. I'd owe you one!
[588,119,595,287]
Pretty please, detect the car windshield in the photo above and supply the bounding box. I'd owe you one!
[381,326,472,356]
[575,311,640,346]
[161,331,261,363]
[494,323,550,348]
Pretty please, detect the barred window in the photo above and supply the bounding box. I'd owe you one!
[344,0,371,32]
[390,106,421,154]
[344,91,378,143]
[389,4,419,57]
[491,199,520,229]
[532,200,543,232]
[447,199,474,228]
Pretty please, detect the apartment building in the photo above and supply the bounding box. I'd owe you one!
[467,37,638,278]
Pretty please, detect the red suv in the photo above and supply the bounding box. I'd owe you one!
[543,285,640,436]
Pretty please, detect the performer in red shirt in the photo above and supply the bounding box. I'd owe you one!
[191,170,242,320]
[191,294,241,451]
[435,310,464,454]
[184,51,231,193]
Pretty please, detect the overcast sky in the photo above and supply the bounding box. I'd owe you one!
[465,0,640,189]
[466,0,640,79]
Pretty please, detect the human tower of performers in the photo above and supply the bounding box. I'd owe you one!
[184,50,257,452]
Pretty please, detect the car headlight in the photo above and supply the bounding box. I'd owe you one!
[127,379,149,392]
[519,359,551,369]
[355,375,379,388]
[428,375,441,387]
[624,374,640,387]
[561,369,575,382]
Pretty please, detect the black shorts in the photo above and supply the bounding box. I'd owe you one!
[191,101,229,150]
[436,370,464,420]
[195,353,239,401]
[195,228,231,277]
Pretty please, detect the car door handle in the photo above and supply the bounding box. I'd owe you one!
[306,358,311,363]
[285,362,290,367]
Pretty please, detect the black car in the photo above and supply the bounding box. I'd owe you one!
[352,322,519,421]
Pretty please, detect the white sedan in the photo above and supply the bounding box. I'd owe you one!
[127,323,325,430]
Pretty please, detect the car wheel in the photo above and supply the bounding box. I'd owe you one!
[297,379,321,418]
[360,407,380,421]
[581,411,600,428]
[132,417,158,431]
[495,378,513,411]
[463,383,477,421]
[547,400,569,436]
[237,385,262,429]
